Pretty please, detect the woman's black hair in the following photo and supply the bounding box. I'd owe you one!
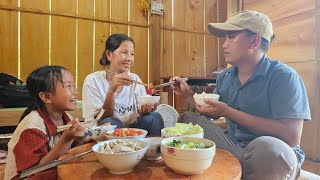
[99,34,135,66]
[20,65,68,121]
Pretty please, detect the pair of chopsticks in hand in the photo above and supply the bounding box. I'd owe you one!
[105,70,148,87]
[56,119,97,133]
[56,109,105,133]
[106,70,188,89]
[150,77,189,89]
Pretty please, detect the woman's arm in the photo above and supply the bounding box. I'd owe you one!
[101,89,115,119]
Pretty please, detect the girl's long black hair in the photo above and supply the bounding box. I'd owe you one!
[20,65,68,121]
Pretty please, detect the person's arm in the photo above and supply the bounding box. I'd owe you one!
[100,73,134,120]
[170,76,197,107]
[226,108,303,147]
[39,119,86,164]
[101,89,116,119]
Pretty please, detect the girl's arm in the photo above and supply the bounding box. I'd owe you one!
[38,119,86,165]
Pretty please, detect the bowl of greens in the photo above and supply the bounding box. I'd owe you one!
[161,137,216,175]
[161,123,204,138]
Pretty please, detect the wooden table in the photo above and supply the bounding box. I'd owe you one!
[58,142,241,180]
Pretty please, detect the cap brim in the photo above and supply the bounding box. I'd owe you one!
[208,23,246,37]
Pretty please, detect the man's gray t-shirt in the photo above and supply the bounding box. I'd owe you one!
[215,55,311,163]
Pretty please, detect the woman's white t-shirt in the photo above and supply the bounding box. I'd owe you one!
[82,71,146,127]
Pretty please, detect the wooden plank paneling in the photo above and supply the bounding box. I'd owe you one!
[78,19,93,99]
[173,0,187,30]
[187,0,204,32]
[20,0,49,11]
[130,0,148,26]
[0,10,18,76]
[94,22,110,72]
[20,13,49,82]
[189,33,205,77]
[130,26,148,83]
[51,0,77,16]
[162,30,173,77]
[162,0,172,28]
[111,24,128,35]
[78,0,94,18]
[205,0,218,33]
[0,0,17,7]
[51,16,76,75]
[268,11,315,63]
[174,31,189,76]
[95,0,110,20]
[287,61,318,157]
[314,0,320,160]
[205,35,219,76]
[217,0,227,68]
[243,0,315,21]
[111,0,128,23]
[150,14,161,85]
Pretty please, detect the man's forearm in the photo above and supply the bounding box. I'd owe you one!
[225,107,303,147]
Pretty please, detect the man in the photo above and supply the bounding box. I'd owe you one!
[171,10,310,180]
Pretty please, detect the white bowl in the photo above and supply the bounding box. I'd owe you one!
[104,128,148,140]
[161,123,204,138]
[92,139,149,174]
[161,137,216,175]
[144,137,163,160]
[86,125,117,141]
[137,95,160,105]
[193,93,220,107]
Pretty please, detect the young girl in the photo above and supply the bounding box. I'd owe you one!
[4,66,88,180]
[82,34,164,135]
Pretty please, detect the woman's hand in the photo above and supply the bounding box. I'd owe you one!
[108,73,133,92]
[138,102,158,116]
[170,76,193,98]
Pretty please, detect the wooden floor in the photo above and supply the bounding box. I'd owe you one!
[0,158,320,180]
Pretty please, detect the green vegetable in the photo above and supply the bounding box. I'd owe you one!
[166,140,211,149]
[163,123,203,135]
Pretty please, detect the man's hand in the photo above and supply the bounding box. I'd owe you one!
[195,99,230,119]
[170,76,193,98]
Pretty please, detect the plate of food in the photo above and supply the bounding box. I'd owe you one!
[103,128,148,140]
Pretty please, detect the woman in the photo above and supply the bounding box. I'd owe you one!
[82,34,164,136]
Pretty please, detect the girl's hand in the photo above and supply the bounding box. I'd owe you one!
[108,73,133,92]
[138,102,158,116]
[62,118,86,140]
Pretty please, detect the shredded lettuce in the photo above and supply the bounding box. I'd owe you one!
[163,123,203,135]
[166,140,210,149]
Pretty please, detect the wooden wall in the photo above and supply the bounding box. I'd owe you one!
[0,0,223,100]
[159,0,226,79]
[0,0,149,99]
[241,0,320,160]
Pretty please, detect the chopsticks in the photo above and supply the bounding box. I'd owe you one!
[57,109,105,133]
[56,119,98,133]
[105,70,148,87]
[151,77,188,89]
